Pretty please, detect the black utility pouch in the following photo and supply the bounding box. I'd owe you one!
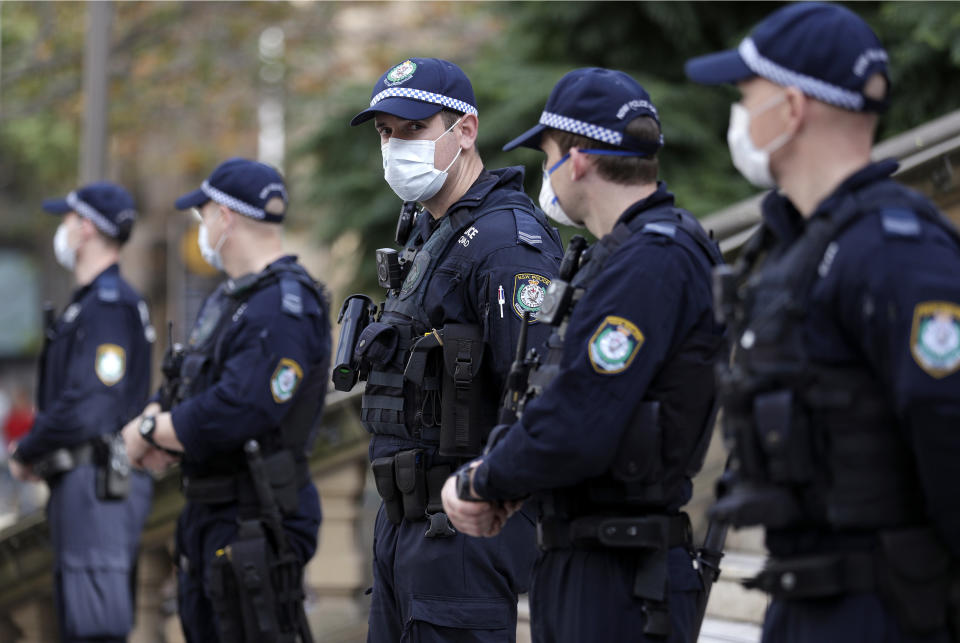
[877,527,952,635]
[208,549,245,643]
[372,457,404,525]
[394,449,427,522]
[230,519,281,642]
[439,324,486,458]
[262,450,299,516]
[95,433,130,501]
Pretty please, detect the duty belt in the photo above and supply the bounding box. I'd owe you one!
[182,453,310,515]
[537,512,692,551]
[32,442,96,480]
[744,552,875,598]
[371,449,458,537]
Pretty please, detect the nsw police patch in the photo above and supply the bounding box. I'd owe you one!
[270,358,303,403]
[385,60,417,86]
[95,344,126,386]
[588,316,644,374]
[910,301,960,378]
[512,273,550,322]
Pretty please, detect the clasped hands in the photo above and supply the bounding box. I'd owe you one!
[440,460,524,538]
[120,403,182,475]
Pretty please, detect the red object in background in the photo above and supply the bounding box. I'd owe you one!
[4,407,34,444]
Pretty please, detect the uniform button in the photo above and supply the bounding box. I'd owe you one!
[780,572,796,591]
[740,329,756,349]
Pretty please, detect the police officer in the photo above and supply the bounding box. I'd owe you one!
[685,3,960,641]
[441,68,725,642]
[9,182,154,642]
[121,159,331,642]
[346,57,563,641]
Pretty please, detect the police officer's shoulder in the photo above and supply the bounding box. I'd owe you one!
[611,232,696,285]
[454,206,559,259]
[240,264,327,324]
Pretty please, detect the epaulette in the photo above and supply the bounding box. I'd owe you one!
[514,209,544,248]
[880,208,920,238]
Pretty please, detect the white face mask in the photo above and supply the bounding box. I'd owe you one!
[53,221,77,271]
[727,93,792,189]
[381,117,463,202]
[197,210,229,271]
[538,155,583,228]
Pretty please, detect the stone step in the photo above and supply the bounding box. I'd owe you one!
[705,550,768,623]
[699,617,762,643]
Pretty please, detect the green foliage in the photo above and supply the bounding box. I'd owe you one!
[299,1,960,295]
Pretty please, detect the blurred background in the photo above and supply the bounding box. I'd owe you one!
[1,2,959,641]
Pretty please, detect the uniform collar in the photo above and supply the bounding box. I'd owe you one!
[809,158,899,221]
[760,159,899,246]
[447,166,526,214]
[415,166,527,240]
[75,263,120,300]
[617,181,676,225]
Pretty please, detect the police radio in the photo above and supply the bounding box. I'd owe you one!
[539,235,588,327]
[332,294,377,391]
[395,201,419,245]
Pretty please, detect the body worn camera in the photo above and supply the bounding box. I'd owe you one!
[376,248,404,291]
[333,294,377,391]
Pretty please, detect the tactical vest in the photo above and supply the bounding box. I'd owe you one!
[528,203,724,515]
[175,262,328,479]
[716,180,960,531]
[359,190,553,457]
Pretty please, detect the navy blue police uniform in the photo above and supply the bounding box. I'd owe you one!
[13,183,154,642]
[169,160,331,643]
[466,68,726,643]
[473,185,723,642]
[686,4,960,641]
[347,58,563,642]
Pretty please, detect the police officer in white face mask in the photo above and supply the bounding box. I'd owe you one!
[10,182,155,642]
[686,4,960,641]
[347,57,563,643]
[123,158,331,642]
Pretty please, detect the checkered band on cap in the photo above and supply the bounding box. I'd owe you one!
[369,87,478,117]
[66,191,122,237]
[539,111,623,146]
[738,37,866,111]
[201,180,268,220]
[258,182,288,202]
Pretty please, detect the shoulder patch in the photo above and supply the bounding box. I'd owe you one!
[512,273,550,322]
[588,316,644,374]
[514,209,544,247]
[881,208,920,238]
[910,301,960,378]
[270,358,303,403]
[95,344,126,386]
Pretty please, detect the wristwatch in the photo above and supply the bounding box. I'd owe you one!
[138,415,159,447]
[138,415,184,457]
[456,466,483,502]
